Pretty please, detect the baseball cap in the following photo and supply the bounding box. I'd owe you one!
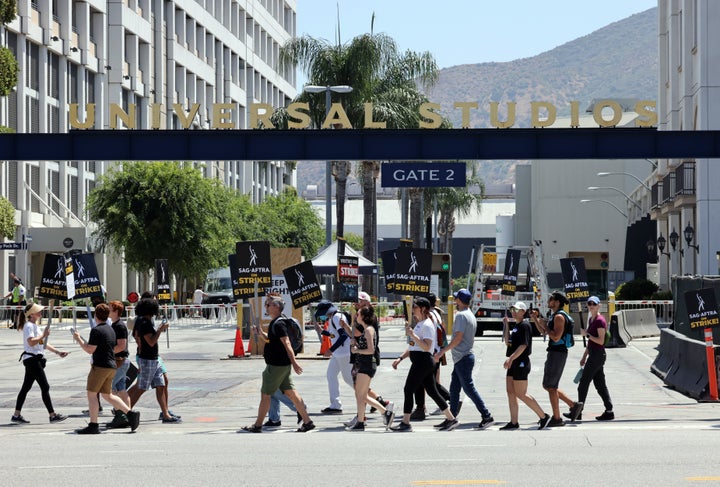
[357,291,371,303]
[511,301,528,311]
[587,296,600,305]
[453,288,472,304]
[314,300,337,320]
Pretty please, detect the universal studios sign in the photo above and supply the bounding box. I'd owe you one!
[67,99,657,130]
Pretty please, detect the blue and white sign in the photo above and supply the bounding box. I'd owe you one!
[0,242,25,250]
[381,162,467,188]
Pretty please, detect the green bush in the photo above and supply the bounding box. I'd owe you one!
[651,290,673,300]
[0,0,16,24]
[0,46,18,96]
[615,278,659,300]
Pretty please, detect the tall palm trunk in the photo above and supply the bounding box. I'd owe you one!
[409,188,423,246]
[333,161,350,238]
[361,161,379,295]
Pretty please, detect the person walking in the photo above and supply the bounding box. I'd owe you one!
[391,297,458,432]
[530,291,576,428]
[413,292,450,420]
[314,300,353,414]
[73,303,140,434]
[4,275,27,329]
[434,289,494,430]
[564,296,614,422]
[501,301,552,430]
[11,303,69,425]
[106,300,132,429]
[346,306,395,431]
[240,294,314,433]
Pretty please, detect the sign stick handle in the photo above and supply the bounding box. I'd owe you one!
[43,300,54,350]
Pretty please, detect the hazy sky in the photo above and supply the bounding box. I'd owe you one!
[296,1,657,75]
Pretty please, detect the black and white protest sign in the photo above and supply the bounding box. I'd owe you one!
[283,260,322,309]
[392,247,432,296]
[501,249,522,296]
[233,241,272,299]
[684,288,720,329]
[155,259,171,304]
[71,253,103,300]
[382,249,398,294]
[560,257,590,303]
[337,255,359,302]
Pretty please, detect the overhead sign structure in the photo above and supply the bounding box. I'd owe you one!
[155,259,171,304]
[501,249,522,296]
[560,257,590,303]
[381,162,467,188]
[283,261,322,309]
[233,241,272,299]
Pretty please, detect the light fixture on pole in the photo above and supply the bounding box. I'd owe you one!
[580,199,627,217]
[656,234,670,258]
[303,85,354,246]
[646,239,657,262]
[587,186,642,210]
[684,223,699,253]
[596,172,651,191]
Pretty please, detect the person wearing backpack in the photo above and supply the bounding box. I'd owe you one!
[529,291,576,428]
[314,300,354,415]
[241,294,314,433]
[564,296,614,422]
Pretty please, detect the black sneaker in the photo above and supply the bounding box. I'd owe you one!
[321,407,343,415]
[76,423,101,435]
[162,415,182,424]
[297,421,315,432]
[390,421,413,432]
[49,413,67,423]
[383,402,395,430]
[240,424,262,433]
[345,421,365,431]
[158,411,182,420]
[106,412,130,429]
[409,408,426,421]
[369,396,389,414]
[439,418,459,431]
[296,412,303,424]
[11,415,29,424]
[499,422,519,431]
[263,419,281,428]
[475,416,494,430]
[127,410,141,432]
[566,402,584,422]
[538,413,552,430]
[434,419,450,429]
[596,411,615,421]
[548,417,566,427]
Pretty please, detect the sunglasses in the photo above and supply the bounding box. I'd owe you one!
[587,302,598,306]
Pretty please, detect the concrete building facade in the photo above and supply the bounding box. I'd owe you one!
[0,0,297,300]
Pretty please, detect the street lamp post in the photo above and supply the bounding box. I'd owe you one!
[303,85,353,246]
[587,186,642,210]
[580,199,628,217]
[596,172,651,191]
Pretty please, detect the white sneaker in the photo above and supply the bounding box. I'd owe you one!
[344,416,358,428]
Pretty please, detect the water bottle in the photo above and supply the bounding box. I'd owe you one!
[573,367,584,384]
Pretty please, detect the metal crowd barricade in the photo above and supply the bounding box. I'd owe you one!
[613,300,674,327]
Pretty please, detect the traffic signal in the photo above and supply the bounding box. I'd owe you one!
[432,253,452,301]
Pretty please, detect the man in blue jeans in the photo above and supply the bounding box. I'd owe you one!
[435,288,494,430]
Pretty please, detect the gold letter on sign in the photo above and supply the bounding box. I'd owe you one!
[250,103,274,129]
[570,101,581,128]
[322,103,352,129]
[213,103,235,128]
[454,102,479,128]
[634,100,657,127]
[69,104,95,129]
[593,99,622,127]
[364,103,386,128]
[489,102,516,128]
[173,103,200,129]
[419,103,442,128]
[287,102,311,129]
[531,102,556,128]
[109,103,136,129]
[150,104,163,129]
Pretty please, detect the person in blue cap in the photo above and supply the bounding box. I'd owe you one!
[314,300,353,414]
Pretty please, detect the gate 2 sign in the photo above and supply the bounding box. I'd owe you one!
[381,162,466,188]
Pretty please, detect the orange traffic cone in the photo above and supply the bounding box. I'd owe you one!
[231,327,245,358]
[319,321,331,355]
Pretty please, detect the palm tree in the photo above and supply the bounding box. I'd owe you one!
[280,25,439,294]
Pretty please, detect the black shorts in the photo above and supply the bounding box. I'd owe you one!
[507,357,531,381]
[355,355,377,378]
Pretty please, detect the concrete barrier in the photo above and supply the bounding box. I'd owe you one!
[651,328,720,401]
[606,313,629,348]
[622,308,661,339]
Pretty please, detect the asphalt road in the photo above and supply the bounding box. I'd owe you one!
[1,320,719,487]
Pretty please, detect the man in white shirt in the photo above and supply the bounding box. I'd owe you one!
[315,300,353,413]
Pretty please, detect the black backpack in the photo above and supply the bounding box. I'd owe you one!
[275,315,303,355]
